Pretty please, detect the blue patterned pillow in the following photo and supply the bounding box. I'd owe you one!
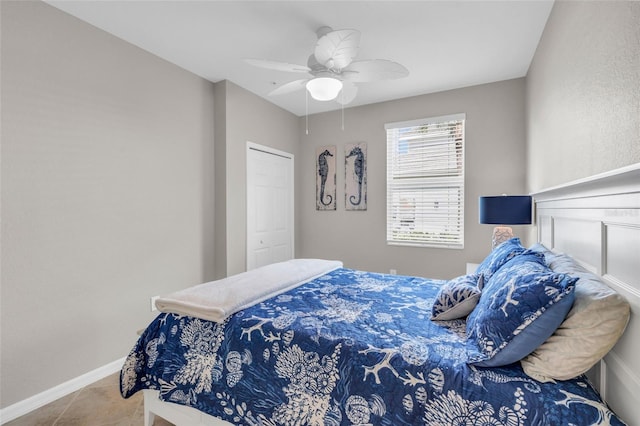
[431,274,483,320]
[466,251,577,367]
[475,237,525,280]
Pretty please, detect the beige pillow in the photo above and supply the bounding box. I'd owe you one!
[520,251,630,382]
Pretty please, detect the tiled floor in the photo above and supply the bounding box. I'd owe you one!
[5,373,173,426]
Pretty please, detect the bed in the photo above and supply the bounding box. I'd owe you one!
[120,164,640,426]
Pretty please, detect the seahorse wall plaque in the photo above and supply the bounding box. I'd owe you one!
[345,142,367,210]
[316,145,336,210]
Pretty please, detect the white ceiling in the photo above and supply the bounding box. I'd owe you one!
[46,1,554,117]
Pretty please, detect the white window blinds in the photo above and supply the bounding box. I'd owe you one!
[385,114,465,248]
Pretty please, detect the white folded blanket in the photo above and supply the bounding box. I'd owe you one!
[155,258,343,322]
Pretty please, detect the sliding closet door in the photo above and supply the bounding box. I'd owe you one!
[246,142,294,270]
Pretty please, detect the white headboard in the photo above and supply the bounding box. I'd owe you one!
[532,164,640,425]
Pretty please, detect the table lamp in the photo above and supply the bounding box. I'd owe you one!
[479,195,532,249]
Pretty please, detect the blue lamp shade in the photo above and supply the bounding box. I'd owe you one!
[479,195,532,225]
[479,195,532,249]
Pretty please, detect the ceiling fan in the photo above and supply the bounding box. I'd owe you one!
[245,26,409,105]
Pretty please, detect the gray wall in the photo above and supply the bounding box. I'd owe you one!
[1,1,215,408]
[526,0,640,192]
[213,81,300,278]
[298,79,527,278]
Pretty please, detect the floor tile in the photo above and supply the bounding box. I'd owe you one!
[6,373,177,426]
[54,382,140,425]
[4,391,78,426]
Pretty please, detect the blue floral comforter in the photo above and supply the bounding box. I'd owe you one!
[120,268,624,425]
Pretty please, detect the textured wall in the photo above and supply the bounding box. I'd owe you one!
[1,1,215,407]
[298,79,528,279]
[526,1,640,191]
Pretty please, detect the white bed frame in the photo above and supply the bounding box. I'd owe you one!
[143,164,640,426]
[532,164,640,425]
[143,389,230,426]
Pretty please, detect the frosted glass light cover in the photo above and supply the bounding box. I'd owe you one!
[306,77,343,101]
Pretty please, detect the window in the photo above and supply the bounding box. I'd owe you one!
[385,114,465,248]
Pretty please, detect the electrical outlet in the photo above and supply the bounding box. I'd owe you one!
[389,269,397,275]
[150,296,160,312]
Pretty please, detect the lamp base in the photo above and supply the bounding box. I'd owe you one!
[492,226,514,249]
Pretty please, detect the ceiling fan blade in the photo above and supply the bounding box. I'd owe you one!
[336,81,358,105]
[314,29,360,71]
[342,59,409,82]
[268,79,309,96]
[245,58,310,73]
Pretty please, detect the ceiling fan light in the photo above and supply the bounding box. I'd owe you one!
[306,77,343,101]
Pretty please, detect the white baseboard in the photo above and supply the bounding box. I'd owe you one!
[0,357,126,424]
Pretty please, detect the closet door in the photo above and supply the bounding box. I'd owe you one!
[246,142,294,270]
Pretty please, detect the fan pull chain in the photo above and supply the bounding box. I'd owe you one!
[305,90,309,135]
[341,93,345,131]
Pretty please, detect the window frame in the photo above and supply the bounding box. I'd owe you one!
[385,113,465,249]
